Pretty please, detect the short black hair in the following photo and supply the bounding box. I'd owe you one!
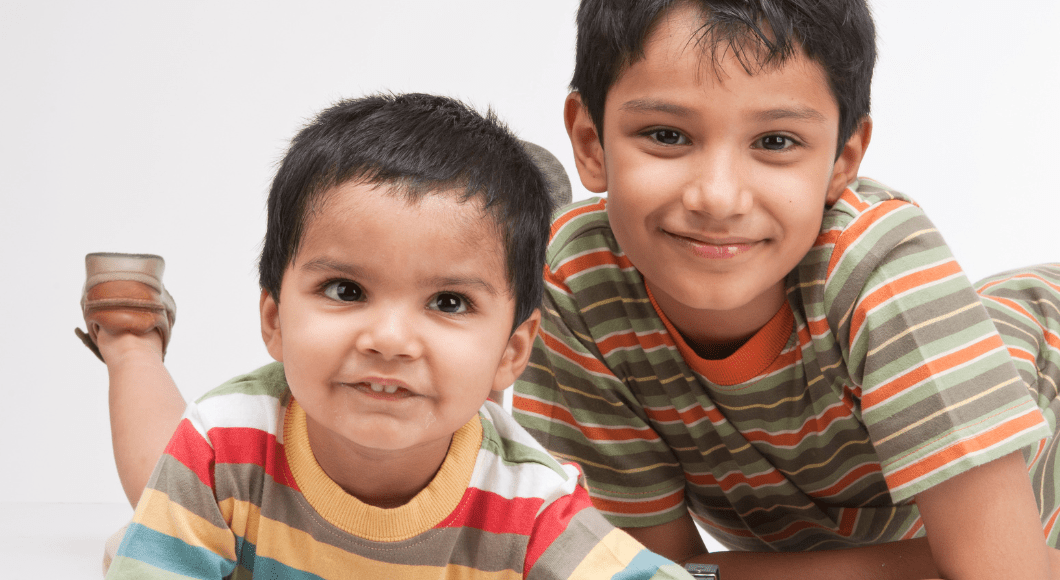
[571,0,876,154]
[259,93,553,330]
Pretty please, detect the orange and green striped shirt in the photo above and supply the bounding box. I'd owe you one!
[105,363,694,580]
[514,178,1059,551]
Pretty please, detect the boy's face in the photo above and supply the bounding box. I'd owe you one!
[261,181,537,479]
[567,5,867,344]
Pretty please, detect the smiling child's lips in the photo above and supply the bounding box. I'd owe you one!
[347,381,416,401]
[665,230,760,259]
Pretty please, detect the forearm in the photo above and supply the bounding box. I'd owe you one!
[686,537,939,580]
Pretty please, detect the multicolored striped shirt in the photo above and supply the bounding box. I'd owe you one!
[104,362,693,580]
[514,178,1060,551]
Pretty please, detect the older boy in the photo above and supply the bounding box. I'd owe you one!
[96,93,694,579]
[513,1,1060,579]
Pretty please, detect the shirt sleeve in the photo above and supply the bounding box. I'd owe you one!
[823,193,1050,502]
[514,251,689,530]
[105,408,237,580]
[522,464,694,580]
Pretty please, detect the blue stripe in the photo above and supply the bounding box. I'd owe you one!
[610,549,682,580]
[118,522,236,578]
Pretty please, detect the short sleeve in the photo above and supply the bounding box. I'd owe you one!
[823,195,1050,502]
[105,409,237,579]
[522,469,693,580]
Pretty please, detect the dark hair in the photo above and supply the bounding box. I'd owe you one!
[259,93,553,330]
[571,0,876,154]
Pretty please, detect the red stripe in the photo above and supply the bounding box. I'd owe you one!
[524,485,595,574]
[438,487,544,534]
[164,419,216,490]
[208,426,299,491]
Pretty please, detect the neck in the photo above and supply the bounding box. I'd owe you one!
[305,414,452,508]
[647,280,786,359]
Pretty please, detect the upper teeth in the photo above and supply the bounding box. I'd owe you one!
[369,383,400,394]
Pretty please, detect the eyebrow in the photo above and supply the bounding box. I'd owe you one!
[426,276,502,296]
[752,107,827,123]
[301,258,500,295]
[619,98,695,117]
[619,99,827,124]
[301,257,371,280]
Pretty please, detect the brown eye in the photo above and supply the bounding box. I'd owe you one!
[651,129,687,145]
[324,280,363,302]
[759,135,793,150]
[431,293,467,314]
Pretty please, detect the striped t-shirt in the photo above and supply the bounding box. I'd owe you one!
[514,178,1059,552]
[104,362,693,580]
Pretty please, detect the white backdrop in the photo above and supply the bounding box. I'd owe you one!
[1,0,1057,505]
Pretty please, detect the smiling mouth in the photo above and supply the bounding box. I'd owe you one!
[665,231,759,259]
[349,382,414,400]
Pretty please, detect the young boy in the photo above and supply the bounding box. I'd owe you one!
[512,1,1060,579]
[88,93,694,579]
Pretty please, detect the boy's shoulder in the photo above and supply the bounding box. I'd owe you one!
[194,361,290,404]
[825,177,918,222]
[544,197,635,288]
[185,362,291,434]
[475,401,584,491]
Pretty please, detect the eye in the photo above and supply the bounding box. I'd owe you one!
[647,128,689,146]
[755,134,798,151]
[430,292,468,314]
[323,280,363,302]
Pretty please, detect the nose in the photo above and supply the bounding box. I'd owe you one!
[354,304,423,360]
[681,147,752,219]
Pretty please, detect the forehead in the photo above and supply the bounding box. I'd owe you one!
[610,5,839,127]
[613,4,837,115]
[298,180,507,274]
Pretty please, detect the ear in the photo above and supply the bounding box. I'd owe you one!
[564,92,608,194]
[826,116,873,205]
[491,309,541,392]
[260,289,284,363]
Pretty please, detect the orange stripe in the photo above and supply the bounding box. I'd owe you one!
[886,411,1045,491]
[850,260,963,344]
[900,518,924,540]
[597,329,673,358]
[685,468,787,492]
[985,295,1060,351]
[813,227,842,249]
[590,488,684,516]
[540,330,613,375]
[826,198,906,278]
[643,404,720,426]
[550,198,606,239]
[512,397,660,443]
[1043,506,1060,538]
[862,335,1005,409]
[554,249,635,281]
[839,188,871,212]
